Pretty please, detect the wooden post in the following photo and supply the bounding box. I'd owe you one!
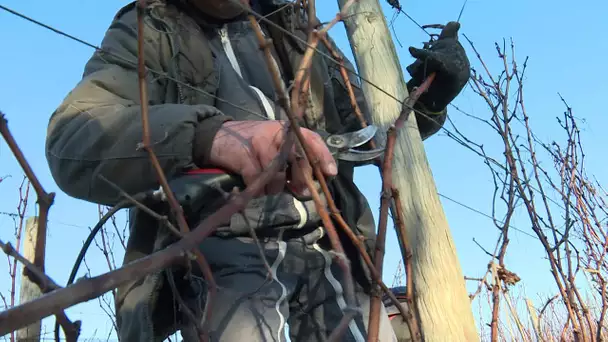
[336,0,479,340]
[16,217,42,342]
[526,298,542,340]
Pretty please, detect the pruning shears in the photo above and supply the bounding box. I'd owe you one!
[163,125,384,216]
[314,124,384,163]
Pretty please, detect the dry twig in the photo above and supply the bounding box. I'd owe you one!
[366,74,435,341]
[462,35,608,341]
[0,112,80,341]
[392,189,422,341]
[248,4,362,338]
[135,2,215,338]
[0,134,293,334]
[6,177,29,342]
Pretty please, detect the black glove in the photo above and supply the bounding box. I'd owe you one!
[406,22,470,137]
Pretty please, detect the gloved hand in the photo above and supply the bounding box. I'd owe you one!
[406,21,470,114]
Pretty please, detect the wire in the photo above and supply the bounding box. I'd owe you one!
[456,0,469,23]
[0,3,412,119]
[0,211,18,218]
[47,220,90,230]
[0,5,558,244]
[438,193,539,240]
[1,211,97,230]
[0,4,273,122]
[0,6,575,340]
[0,5,98,50]
[447,104,569,213]
[384,0,431,36]
[0,1,426,126]
[0,3,563,241]
[55,199,131,341]
[395,9,431,36]
[0,3,479,160]
[0,3,463,148]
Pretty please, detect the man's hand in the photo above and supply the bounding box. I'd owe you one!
[208,120,337,196]
[406,21,471,113]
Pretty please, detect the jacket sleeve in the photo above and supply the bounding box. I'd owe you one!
[45,5,230,206]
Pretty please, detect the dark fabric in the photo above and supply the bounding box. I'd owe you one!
[411,101,448,141]
[187,0,246,20]
[192,114,233,167]
[170,0,247,27]
[45,1,223,206]
[176,234,398,341]
[406,21,470,125]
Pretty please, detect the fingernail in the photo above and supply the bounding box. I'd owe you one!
[328,163,338,175]
[300,187,312,198]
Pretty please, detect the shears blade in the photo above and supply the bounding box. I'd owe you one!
[328,125,378,149]
[318,125,384,164]
[337,147,385,163]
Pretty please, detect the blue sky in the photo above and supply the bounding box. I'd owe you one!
[1,0,606,340]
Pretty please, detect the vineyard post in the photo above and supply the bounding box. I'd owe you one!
[336,0,479,339]
[16,217,42,342]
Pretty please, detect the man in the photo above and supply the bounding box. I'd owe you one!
[45,0,470,341]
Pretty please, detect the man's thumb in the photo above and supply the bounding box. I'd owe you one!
[408,47,431,60]
[409,47,442,71]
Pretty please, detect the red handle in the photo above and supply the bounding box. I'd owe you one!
[184,168,228,175]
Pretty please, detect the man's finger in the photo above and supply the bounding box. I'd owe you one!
[408,47,433,61]
[285,143,307,191]
[240,154,264,194]
[408,47,445,75]
[289,158,312,195]
[302,130,337,177]
[256,133,282,172]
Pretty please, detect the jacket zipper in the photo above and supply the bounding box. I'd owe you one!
[219,26,243,78]
[219,24,282,120]
[172,38,186,104]
[177,83,186,104]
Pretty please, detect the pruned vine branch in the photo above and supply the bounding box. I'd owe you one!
[457,36,607,341]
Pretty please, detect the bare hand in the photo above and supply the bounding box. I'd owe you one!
[208,120,337,195]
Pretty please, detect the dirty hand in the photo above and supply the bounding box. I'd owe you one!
[406,21,471,113]
[208,120,337,195]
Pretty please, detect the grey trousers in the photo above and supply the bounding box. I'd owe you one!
[179,229,398,342]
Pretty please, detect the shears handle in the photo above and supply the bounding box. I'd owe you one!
[168,168,246,216]
[168,167,315,217]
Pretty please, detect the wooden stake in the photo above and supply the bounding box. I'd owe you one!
[16,217,42,342]
[336,0,479,340]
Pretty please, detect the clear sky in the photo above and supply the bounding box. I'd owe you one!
[1,0,606,340]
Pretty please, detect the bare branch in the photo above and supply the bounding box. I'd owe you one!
[0,131,293,334]
[0,112,55,272]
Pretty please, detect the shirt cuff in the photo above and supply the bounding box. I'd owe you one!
[192,115,233,167]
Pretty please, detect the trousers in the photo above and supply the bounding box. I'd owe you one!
[176,229,398,342]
